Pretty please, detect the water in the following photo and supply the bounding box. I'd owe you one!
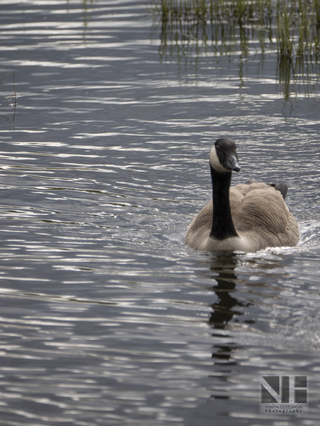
[1,0,320,425]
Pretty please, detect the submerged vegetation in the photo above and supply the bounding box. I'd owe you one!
[150,0,320,97]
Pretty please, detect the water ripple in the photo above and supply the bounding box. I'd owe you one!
[1,0,320,425]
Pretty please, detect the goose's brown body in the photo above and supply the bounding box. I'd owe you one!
[186,181,300,252]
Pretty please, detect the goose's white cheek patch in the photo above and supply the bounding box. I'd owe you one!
[210,147,230,173]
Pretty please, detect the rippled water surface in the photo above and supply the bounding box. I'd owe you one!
[1,1,320,425]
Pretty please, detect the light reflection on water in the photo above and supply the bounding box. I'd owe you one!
[1,0,320,425]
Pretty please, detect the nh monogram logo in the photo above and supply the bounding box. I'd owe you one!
[260,376,308,414]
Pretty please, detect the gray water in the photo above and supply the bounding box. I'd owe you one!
[1,1,320,425]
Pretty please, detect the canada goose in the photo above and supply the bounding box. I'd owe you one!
[185,139,300,252]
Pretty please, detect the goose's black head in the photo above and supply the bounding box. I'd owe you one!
[210,138,240,173]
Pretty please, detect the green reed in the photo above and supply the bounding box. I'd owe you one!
[151,0,320,58]
[150,0,320,96]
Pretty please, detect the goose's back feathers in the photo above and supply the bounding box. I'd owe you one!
[186,181,300,252]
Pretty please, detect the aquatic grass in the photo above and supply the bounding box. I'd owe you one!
[150,0,320,96]
[151,0,320,58]
[276,0,294,57]
[316,0,320,24]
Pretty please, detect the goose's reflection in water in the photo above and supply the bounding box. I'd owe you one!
[208,252,251,401]
[205,253,248,380]
[207,253,252,330]
[190,253,251,407]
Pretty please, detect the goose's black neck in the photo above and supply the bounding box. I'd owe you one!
[209,165,239,240]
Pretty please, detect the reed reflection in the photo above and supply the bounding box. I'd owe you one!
[82,0,95,33]
[65,0,95,38]
[277,54,318,101]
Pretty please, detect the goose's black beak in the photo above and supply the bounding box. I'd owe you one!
[224,152,240,172]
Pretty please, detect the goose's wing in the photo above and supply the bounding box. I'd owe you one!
[230,182,299,247]
[185,200,213,248]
